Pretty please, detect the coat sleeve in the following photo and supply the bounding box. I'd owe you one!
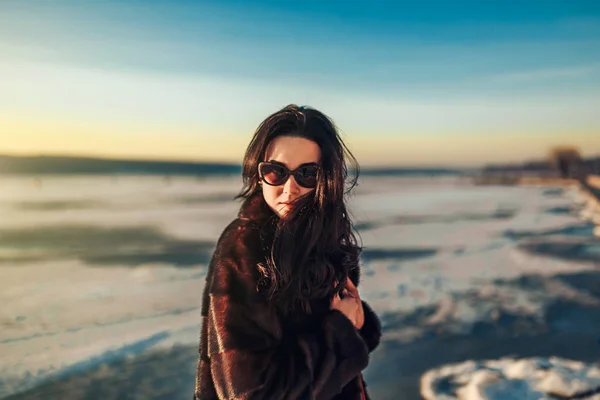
[358,300,382,353]
[197,223,370,400]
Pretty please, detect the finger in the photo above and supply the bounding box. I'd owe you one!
[331,292,341,305]
[345,276,356,289]
[345,277,359,297]
[356,303,365,329]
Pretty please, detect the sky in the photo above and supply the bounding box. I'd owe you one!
[1,0,599,167]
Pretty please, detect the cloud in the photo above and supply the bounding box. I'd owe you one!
[2,59,600,136]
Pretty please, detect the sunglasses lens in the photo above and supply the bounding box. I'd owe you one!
[294,166,318,188]
[260,163,288,185]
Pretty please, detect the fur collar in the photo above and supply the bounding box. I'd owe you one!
[238,191,278,224]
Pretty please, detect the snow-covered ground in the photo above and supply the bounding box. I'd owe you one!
[421,357,600,400]
[0,175,598,399]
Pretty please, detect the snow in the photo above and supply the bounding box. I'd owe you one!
[421,357,600,400]
[0,175,598,399]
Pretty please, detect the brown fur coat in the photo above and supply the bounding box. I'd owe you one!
[194,193,382,400]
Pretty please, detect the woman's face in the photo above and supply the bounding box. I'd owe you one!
[261,136,321,218]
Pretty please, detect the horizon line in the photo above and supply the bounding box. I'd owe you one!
[1,150,577,170]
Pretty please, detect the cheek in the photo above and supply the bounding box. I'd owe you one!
[299,187,314,197]
[262,185,281,204]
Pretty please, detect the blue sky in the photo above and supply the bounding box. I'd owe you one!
[1,0,599,166]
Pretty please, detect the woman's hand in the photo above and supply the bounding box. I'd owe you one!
[344,278,364,330]
[330,277,364,330]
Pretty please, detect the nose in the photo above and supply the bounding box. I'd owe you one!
[282,174,300,195]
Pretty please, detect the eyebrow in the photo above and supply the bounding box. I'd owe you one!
[267,160,319,169]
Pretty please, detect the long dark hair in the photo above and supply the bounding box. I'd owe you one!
[236,104,362,314]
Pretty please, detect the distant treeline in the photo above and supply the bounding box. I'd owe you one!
[482,156,600,176]
[360,167,463,176]
[0,155,242,176]
[0,155,464,177]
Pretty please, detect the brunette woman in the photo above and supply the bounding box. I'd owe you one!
[194,104,381,400]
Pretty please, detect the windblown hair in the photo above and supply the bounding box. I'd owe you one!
[236,104,362,314]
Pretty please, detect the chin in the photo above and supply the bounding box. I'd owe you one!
[276,204,292,218]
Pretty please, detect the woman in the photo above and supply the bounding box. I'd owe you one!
[194,104,381,400]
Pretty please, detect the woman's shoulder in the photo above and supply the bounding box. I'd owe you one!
[210,218,266,278]
[216,218,263,253]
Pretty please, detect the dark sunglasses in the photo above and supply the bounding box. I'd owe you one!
[258,161,319,188]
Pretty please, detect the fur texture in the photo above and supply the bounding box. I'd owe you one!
[194,193,382,399]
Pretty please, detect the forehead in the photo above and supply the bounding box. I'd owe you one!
[264,136,321,169]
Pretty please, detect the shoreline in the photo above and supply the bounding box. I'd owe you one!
[474,174,600,238]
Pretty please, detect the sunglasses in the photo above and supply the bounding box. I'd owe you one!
[258,161,319,189]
